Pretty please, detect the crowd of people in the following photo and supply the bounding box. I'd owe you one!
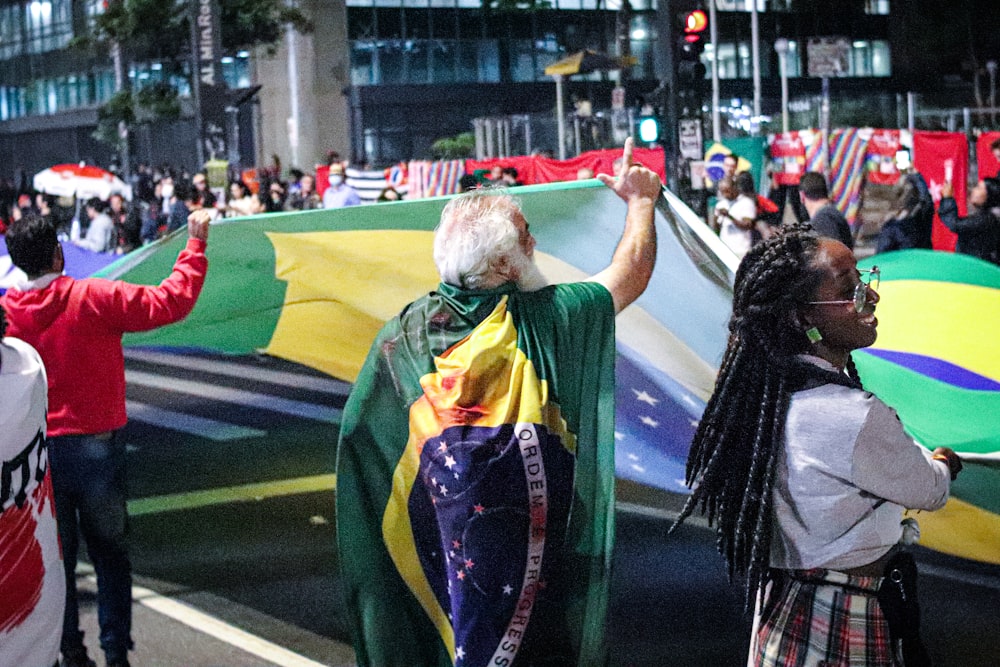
[707,141,1000,267]
[0,155,407,258]
[0,136,990,667]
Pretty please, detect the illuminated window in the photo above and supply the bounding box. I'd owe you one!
[25,0,73,54]
[864,0,889,15]
[849,40,891,76]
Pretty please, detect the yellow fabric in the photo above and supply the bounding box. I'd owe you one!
[265,231,439,382]
[909,497,1000,565]
[870,280,1000,382]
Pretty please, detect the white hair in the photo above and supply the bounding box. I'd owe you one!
[434,189,523,289]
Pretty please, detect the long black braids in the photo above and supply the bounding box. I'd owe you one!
[672,225,863,609]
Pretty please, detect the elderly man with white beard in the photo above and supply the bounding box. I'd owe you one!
[337,138,660,667]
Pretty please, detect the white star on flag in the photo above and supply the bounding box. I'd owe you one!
[614,431,624,440]
[640,415,659,427]
[503,584,514,595]
[444,455,457,469]
[456,646,466,659]
[439,484,449,496]
[633,389,659,405]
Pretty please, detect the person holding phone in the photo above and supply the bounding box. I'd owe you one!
[939,177,1000,265]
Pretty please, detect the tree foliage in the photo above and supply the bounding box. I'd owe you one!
[431,133,476,160]
[87,0,312,147]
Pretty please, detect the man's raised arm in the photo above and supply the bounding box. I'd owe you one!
[591,137,661,314]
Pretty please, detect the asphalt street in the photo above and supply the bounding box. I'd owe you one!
[67,349,1000,667]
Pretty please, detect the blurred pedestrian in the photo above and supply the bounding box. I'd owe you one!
[286,173,322,211]
[322,163,361,209]
[715,173,757,258]
[72,198,114,253]
[876,173,933,254]
[799,172,853,249]
[224,180,264,218]
[263,180,288,212]
[376,186,402,202]
[939,177,1000,265]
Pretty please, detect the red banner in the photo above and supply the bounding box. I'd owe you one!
[465,147,666,186]
[913,131,967,252]
[768,132,807,186]
[976,131,1000,181]
[865,129,901,185]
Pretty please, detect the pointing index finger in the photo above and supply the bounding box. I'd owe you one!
[619,137,635,176]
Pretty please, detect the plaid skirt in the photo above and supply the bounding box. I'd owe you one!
[749,569,902,667]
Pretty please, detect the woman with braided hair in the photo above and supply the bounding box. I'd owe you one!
[675,226,963,666]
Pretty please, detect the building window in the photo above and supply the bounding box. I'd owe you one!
[849,40,890,76]
[221,51,252,89]
[708,41,752,79]
[864,0,889,15]
[778,39,801,77]
[0,3,24,59]
[25,0,73,54]
[713,0,767,12]
[84,0,106,27]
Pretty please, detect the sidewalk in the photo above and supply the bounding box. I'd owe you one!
[74,565,356,667]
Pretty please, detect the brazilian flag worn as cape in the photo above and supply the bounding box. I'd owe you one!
[336,280,617,666]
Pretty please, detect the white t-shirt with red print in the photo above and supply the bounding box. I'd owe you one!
[0,336,64,667]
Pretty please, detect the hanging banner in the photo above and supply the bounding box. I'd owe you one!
[828,128,870,223]
[913,130,967,252]
[190,0,228,165]
[976,131,1000,181]
[768,132,807,186]
[865,129,901,186]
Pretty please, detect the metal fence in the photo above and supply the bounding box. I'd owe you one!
[472,108,637,159]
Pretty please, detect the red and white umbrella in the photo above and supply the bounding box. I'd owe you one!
[32,163,132,201]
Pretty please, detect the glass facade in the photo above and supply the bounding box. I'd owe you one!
[0,0,249,121]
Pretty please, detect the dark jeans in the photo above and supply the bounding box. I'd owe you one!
[49,432,134,663]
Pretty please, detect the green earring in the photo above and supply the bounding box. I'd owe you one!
[806,327,823,344]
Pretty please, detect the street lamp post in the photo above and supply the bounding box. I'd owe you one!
[774,38,790,134]
[987,60,998,125]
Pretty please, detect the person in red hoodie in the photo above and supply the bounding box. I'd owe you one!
[1,209,211,667]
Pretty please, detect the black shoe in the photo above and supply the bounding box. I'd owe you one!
[60,649,96,667]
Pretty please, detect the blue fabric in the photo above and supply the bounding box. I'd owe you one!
[48,432,134,662]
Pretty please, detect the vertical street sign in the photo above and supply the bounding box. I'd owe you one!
[190,0,227,169]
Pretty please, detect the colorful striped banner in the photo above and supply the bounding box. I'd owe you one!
[407,160,465,199]
[802,129,826,175]
[828,128,870,223]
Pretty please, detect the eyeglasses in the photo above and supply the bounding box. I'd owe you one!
[806,266,880,313]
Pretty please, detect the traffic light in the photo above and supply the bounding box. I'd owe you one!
[638,114,661,144]
[676,8,708,116]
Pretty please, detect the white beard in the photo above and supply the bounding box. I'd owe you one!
[512,250,549,292]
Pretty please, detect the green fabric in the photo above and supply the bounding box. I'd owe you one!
[336,280,616,666]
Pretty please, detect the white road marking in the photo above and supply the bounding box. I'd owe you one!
[126,400,266,440]
[126,370,342,423]
[125,349,352,395]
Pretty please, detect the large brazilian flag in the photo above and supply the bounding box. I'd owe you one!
[97,179,998,573]
[856,250,1000,564]
[337,281,616,666]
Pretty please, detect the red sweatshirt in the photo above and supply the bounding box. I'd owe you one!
[2,238,207,437]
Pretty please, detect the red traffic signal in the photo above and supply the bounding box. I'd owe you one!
[684,10,708,34]
[682,9,707,43]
